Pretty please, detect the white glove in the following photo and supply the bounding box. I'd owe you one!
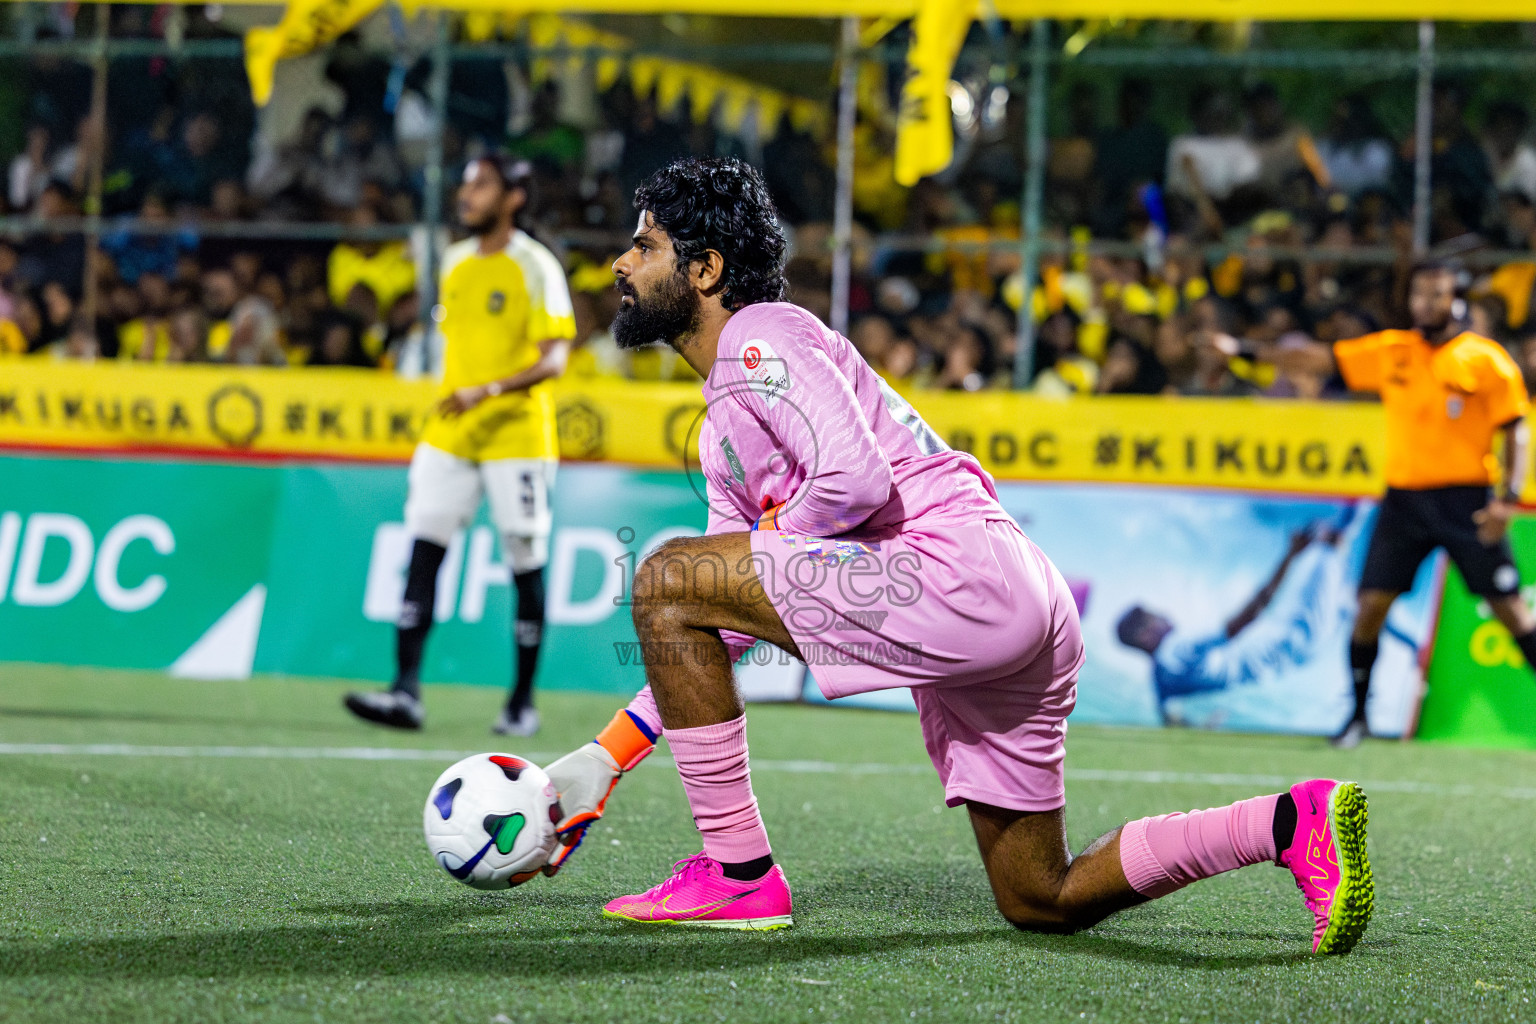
[541,742,622,875]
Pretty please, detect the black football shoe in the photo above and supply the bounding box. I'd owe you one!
[344,690,424,730]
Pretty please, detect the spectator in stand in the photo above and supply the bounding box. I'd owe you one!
[1181,327,1258,397]
[247,107,332,220]
[1482,100,1536,208]
[17,182,86,295]
[37,280,75,348]
[117,277,171,362]
[318,117,405,213]
[308,310,374,368]
[158,111,236,209]
[0,241,18,319]
[201,266,286,366]
[849,314,899,369]
[2,292,45,355]
[1029,309,1097,395]
[1421,80,1494,240]
[1047,83,1100,227]
[49,313,100,362]
[165,307,208,363]
[102,191,196,285]
[328,205,415,316]
[0,243,30,352]
[1316,94,1395,199]
[1091,78,1167,238]
[48,113,105,200]
[1517,334,1536,397]
[1167,88,1261,237]
[0,314,26,356]
[1244,82,1314,206]
[932,323,994,391]
[8,124,54,212]
[201,267,238,357]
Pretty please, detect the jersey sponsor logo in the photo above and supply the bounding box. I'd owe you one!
[742,338,791,407]
[487,290,506,314]
[719,437,747,485]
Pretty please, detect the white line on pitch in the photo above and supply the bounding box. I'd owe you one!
[1,742,1532,800]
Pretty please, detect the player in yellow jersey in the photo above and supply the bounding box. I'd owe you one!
[346,156,575,735]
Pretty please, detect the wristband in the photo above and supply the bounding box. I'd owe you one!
[485,380,504,397]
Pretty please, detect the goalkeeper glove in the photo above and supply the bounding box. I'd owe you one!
[542,709,656,875]
[753,497,785,531]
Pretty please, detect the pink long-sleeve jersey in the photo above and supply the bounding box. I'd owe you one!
[697,302,1009,538]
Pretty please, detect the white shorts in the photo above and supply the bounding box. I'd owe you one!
[403,444,557,553]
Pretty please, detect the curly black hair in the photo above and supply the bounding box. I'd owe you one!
[633,157,788,311]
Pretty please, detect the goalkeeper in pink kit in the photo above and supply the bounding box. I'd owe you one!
[542,158,1374,953]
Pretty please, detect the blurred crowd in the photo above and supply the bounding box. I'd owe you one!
[6,12,1536,400]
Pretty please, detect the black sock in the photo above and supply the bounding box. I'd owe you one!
[1515,629,1536,678]
[393,539,447,699]
[1348,640,1378,724]
[1271,793,1298,859]
[720,854,775,882]
[507,568,546,715]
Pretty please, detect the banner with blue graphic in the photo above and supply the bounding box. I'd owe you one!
[816,484,1442,739]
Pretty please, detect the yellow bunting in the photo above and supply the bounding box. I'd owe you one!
[243,0,386,108]
[894,0,978,186]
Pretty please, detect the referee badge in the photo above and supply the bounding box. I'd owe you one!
[1446,395,1464,419]
[487,290,506,314]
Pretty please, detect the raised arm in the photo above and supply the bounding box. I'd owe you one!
[1224,529,1311,639]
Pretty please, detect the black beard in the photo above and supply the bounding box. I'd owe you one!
[461,209,497,235]
[612,271,700,350]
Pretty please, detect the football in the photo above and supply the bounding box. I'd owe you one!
[423,753,562,889]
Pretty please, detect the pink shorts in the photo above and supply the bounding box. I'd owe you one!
[746,518,1083,813]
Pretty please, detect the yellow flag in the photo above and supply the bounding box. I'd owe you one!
[244,0,387,108]
[894,0,977,186]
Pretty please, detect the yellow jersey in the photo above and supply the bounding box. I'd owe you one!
[1334,329,1530,490]
[420,231,576,462]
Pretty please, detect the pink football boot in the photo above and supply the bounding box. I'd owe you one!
[1279,779,1374,954]
[603,853,794,930]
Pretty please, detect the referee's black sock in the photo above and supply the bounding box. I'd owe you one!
[394,539,447,699]
[1514,629,1536,678]
[1348,640,1378,724]
[507,568,546,716]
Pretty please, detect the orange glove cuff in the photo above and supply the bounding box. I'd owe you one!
[754,502,785,531]
[596,710,656,771]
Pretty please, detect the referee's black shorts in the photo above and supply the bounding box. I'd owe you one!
[1360,485,1522,597]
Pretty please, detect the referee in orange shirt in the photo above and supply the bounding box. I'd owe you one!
[1294,262,1535,747]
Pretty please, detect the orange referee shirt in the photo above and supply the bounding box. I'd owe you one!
[1334,329,1530,490]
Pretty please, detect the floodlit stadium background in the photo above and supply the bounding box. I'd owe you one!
[2,1,1536,747]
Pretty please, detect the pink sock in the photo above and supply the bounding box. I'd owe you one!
[624,686,664,738]
[1118,794,1279,898]
[665,715,772,864]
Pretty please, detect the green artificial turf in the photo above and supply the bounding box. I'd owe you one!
[1,664,1534,1024]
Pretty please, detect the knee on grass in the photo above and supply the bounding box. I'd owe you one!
[992,893,1102,935]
